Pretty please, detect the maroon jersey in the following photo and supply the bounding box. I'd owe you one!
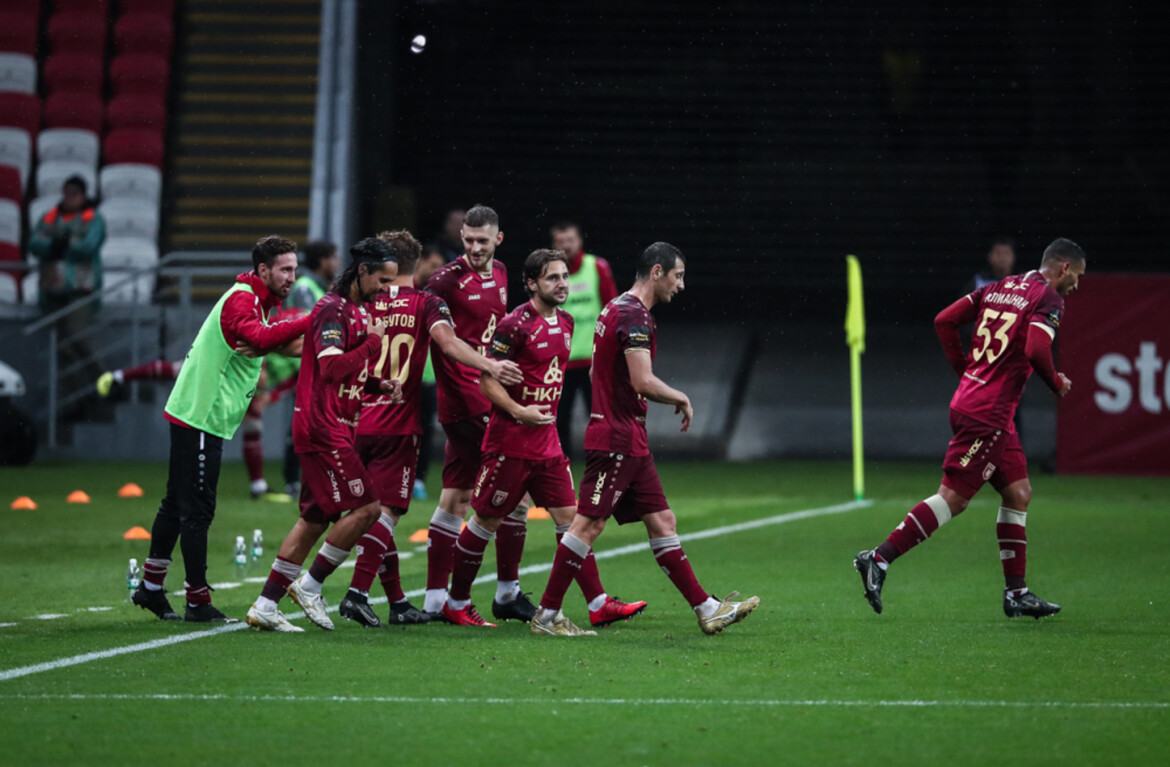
[951,269,1065,430]
[426,256,508,423]
[358,286,452,437]
[482,302,573,460]
[293,292,372,453]
[584,293,656,456]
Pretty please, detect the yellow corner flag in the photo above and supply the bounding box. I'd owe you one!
[845,255,865,500]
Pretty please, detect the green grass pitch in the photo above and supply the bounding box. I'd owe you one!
[1,459,1168,766]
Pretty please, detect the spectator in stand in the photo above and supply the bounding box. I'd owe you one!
[435,207,465,263]
[549,221,618,458]
[412,242,448,499]
[30,175,107,417]
[965,237,1016,294]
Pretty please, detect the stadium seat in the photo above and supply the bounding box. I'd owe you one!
[0,198,18,245]
[115,15,174,58]
[101,237,158,304]
[0,271,18,305]
[0,53,37,94]
[56,0,110,14]
[43,92,104,136]
[36,160,97,199]
[0,165,22,204]
[106,95,167,132]
[104,130,164,168]
[99,163,161,202]
[37,127,100,166]
[0,13,38,57]
[99,198,159,241]
[119,0,174,16]
[48,13,108,59]
[110,54,170,100]
[0,127,31,192]
[26,194,58,230]
[0,240,19,264]
[21,269,36,305]
[43,54,106,97]
[0,92,40,137]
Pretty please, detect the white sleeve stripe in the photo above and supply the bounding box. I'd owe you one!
[317,346,344,359]
[965,294,975,304]
[429,320,452,334]
[624,348,652,355]
[1029,322,1055,340]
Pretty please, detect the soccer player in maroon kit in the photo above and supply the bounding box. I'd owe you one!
[337,230,522,628]
[531,243,761,637]
[422,205,535,621]
[440,248,647,629]
[854,238,1087,619]
[246,238,402,632]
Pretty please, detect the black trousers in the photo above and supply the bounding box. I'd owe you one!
[148,422,224,589]
[556,366,591,458]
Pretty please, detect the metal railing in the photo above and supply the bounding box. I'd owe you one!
[21,251,250,447]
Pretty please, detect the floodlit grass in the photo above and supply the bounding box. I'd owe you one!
[1,459,1168,766]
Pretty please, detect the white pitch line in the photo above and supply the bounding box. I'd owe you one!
[0,499,872,683]
[0,623,17,629]
[29,614,69,621]
[0,693,1165,710]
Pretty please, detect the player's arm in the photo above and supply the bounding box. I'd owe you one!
[627,350,692,432]
[318,312,385,383]
[480,375,554,427]
[1025,297,1071,397]
[223,292,310,354]
[431,323,522,386]
[934,294,981,376]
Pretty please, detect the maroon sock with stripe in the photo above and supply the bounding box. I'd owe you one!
[540,534,589,612]
[260,556,301,603]
[449,519,493,602]
[649,535,708,608]
[876,494,959,564]
[494,513,527,583]
[996,507,1027,591]
[349,513,392,594]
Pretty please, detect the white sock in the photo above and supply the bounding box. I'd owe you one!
[424,588,447,613]
[535,607,559,624]
[495,580,520,603]
[448,597,470,611]
[113,370,125,384]
[254,596,277,611]
[251,478,268,495]
[300,573,323,595]
[143,581,162,591]
[695,596,721,618]
[587,593,608,612]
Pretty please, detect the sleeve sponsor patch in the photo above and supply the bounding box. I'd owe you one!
[319,321,344,348]
[436,299,453,324]
[624,324,652,349]
[489,333,513,359]
[1044,308,1061,330]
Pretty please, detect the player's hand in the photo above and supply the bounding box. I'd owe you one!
[379,378,404,404]
[234,341,263,358]
[489,359,523,386]
[676,396,693,432]
[367,314,386,338]
[514,404,555,427]
[1054,373,1072,398]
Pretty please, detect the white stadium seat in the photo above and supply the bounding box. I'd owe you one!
[37,128,100,166]
[101,237,159,305]
[99,198,159,241]
[26,194,57,230]
[22,270,37,305]
[0,53,37,94]
[99,163,162,203]
[0,126,31,192]
[0,272,17,303]
[0,198,19,245]
[36,160,97,199]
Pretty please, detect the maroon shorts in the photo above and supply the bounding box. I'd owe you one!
[577,450,669,525]
[356,433,421,514]
[471,452,576,518]
[297,447,378,524]
[440,415,489,489]
[941,410,1029,500]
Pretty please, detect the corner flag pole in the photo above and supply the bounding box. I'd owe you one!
[845,255,865,501]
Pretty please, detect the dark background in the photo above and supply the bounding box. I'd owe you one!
[354,0,1167,325]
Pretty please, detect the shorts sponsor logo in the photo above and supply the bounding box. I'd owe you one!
[958,438,984,468]
[591,471,607,506]
[475,466,491,496]
[328,469,340,502]
[983,463,997,481]
[348,478,364,497]
[401,467,412,499]
[492,490,509,507]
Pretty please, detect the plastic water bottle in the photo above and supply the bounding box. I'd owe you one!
[126,558,141,600]
[251,529,263,561]
[233,536,248,567]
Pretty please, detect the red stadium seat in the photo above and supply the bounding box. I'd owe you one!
[104,129,164,168]
[44,53,106,97]
[115,14,174,58]
[106,95,166,131]
[110,54,170,99]
[56,0,110,14]
[0,12,38,56]
[0,92,40,137]
[0,241,20,263]
[0,166,22,204]
[43,92,105,136]
[6,0,41,17]
[119,0,174,16]
[49,13,108,58]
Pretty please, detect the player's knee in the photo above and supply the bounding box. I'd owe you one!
[1001,481,1031,510]
[643,509,677,538]
[351,501,381,528]
[474,513,502,534]
[242,416,262,437]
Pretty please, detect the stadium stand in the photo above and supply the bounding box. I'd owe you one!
[99,163,161,202]
[43,53,106,97]
[0,92,39,139]
[48,12,108,59]
[115,14,174,59]
[106,94,166,132]
[35,160,97,199]
[110,54,170,100]
[0,12,38,57]
[43,91,105,136]
[99,198,159,241]
[37,128,101,166]
[104,129,164,168]
[0,165,22,205]
[0,53,37,94]
[0,126,32,192]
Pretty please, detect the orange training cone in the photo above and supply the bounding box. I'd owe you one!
[118,483,145,498]
[408,528,429,543]
[10,496,37,510]
[527,506,550,520]
[67,490,91,503]
[123,526,151,540]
